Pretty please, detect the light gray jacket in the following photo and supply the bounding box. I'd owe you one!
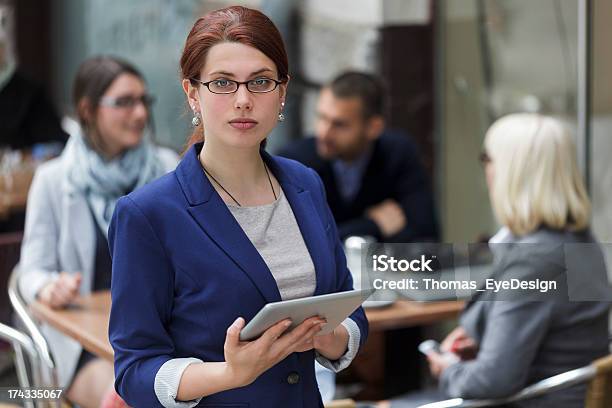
[18,146,179,387]
[440,228,611,407]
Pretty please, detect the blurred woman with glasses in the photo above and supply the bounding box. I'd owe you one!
[108,6,368,407]
[18,55,178,408]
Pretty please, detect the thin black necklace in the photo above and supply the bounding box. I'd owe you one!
[198,153,277,207]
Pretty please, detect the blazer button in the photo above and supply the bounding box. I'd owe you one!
[287,372,300,385]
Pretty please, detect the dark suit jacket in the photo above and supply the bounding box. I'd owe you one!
[279,130,438,242]
[108,143,368,407]
[0,71,68,149]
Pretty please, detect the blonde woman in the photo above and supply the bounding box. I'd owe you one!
[388,113,610,408]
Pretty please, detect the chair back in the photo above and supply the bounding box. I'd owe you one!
[0,320,40,408]
[324,399,357,408]
[585,354,612,408]
[0,232,22,324]
[0,232,51,407]
[8,264,59,388]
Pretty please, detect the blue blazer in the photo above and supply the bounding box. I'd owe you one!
[108,143,369,407]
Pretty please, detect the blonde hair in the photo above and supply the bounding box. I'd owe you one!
[484,113,590,236]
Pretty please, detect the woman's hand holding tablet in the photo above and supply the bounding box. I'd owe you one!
[223,315,327,386]
[239,289,374,341]
[311,324,350,360]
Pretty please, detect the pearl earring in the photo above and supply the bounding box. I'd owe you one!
[278,101,286,122]
[192,111,201,127]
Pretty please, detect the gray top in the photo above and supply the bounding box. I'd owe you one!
[154,188,360,407]
[439,227,611,407]
[227,189,317,300]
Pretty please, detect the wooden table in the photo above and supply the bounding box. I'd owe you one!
[30,291,464,363]
[30,291,114,361]
[352,299,463,399]
[365,299,464,331]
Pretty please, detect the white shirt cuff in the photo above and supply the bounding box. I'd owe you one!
[154,357,203,408]
[315,317,361,372]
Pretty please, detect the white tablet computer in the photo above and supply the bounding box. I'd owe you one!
[239,288,374,341]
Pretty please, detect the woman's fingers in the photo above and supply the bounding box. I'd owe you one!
[38,285,55,306]
[46,290,69,309]
[442,326,463,344]
[53,273,82,304]
[282,317,320,343]
[441,326,469,352]
[73,272,83,286]
[273,317,325,356]
[293,323,325,352]
[54,283,75,302]
[59,273,80,292]
[52,286,77,307]
[47,283,72,308]
[225,317,245,349]
[453,338,478,360]
[454,338,476,350]
[258,319,292,348]
[65,277,80,294]
[296,321,324,346]
[37,273,82,309]
[52,289,72,307]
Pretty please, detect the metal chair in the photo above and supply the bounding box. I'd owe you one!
[418,354,612,408]
[0,319,40,408]
[0,230,58,407]
[0,232,22,325]
[8,264,61,408]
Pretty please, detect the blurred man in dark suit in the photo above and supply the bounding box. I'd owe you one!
[280,71,438,243]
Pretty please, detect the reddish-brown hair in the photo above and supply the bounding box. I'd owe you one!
[180,6,289,150]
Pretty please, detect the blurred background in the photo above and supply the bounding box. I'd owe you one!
[2,0,612,244]
[2,1,612,405]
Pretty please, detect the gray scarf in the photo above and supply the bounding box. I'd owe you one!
[64,127,164,237]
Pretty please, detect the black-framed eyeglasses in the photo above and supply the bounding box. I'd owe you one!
[479,151,491,165]
[100,94,156,109]
[191,77,284,94]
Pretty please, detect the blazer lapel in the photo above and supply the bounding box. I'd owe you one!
[178,145,281,303]
[263,152,331,296]
[177,145,334,301]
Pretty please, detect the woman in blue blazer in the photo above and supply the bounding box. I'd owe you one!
[108,6,368,407]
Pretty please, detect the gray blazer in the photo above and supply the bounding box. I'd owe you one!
[18,146,179,387]
[440,228,611,407]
